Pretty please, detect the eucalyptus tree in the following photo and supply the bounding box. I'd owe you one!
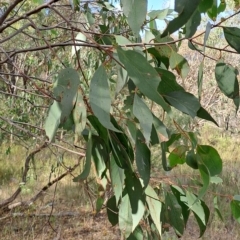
[0,0,240,238]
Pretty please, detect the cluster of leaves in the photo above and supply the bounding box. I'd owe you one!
[1,0,240,239]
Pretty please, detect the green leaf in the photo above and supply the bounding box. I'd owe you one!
[71,0,80,11]
[53,68,80,124]
[198,61,204,100]
[203,22,212,53]
[110,155,125,204]
[171,185,190,226]
[109,131,132,169]
[164,91,201,118]
[111,116,135,161]
[73,90,86,135]
[197,145,222,176]
[59,112,74,131]
[210,176,223,184]
[117,47,171,113]
[207,0,218,21]
[115,35,133,45]
[150,124,159,146]
[196,107,219,126]
[148,9,169,20]
[89,65,121,132]
[44,101,61,142]
[169,145,188,167]
[121,0,147,36]
[198,0,214,12]
[156,68,184,94]
[133,95,153,144]
[215,61,240,111]
[218,1,226,14]
[161,0,201,37]
[73,131,92,181]
[181,192,209,237]
[107,195,119,226]
[153,36,177,68]
[193,199,210,237]
[231,199,240,223]
[135,130,151,188]
[152,114,169,142]
[213,196,223,221]
[169,51,190,79]
[166,192,185,236]
[186,150,198,169]
[116,67,128,96]
[197,161,210,199]
[127,226,144,240]
[127,120,137,144]
[125,171,145,232]
[185,9,201,38]
[88,115,109,146]
[72,32,86,56]
[119,191,133,238]
[161,142,171,171]
[223,27,240,53]
[145,185,162,236]
[92,137,108,178]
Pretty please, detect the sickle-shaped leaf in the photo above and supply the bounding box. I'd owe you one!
[121,0,147,36]
[133,95,153,144]
[119,191,133,238]
[164,91,201,118]
[135,130,150,188]
[161,0,201,37]
[73,130,92,181]
[166,192,185,236]
[44,101,61,142]
[73,90,86,135]
[185,8,201,38]
[110,155,125,204]
[89,65,121,132]
[53,68,80,124]
[145,185,162,236]
[117,47,171,113]
[125,171,145,232]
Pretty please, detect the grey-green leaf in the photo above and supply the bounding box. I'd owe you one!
[215,61,240,111]
[117,47,171,113]
[164,91,201,118]
[53,68,79,124]
[145,185,162,236]
[133,95,153,144]
[44,101,61,142]
[121,0,147,36]
[89,65,121,132]
[119,192,133,238]
[110,155,125,204]
[125,171,145,232]
[73,131,92,181]
[73,90,87,135]
[185,8,201,38]
[135,130,150,188]
[161,0,201,37]
[170,51,190,79]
